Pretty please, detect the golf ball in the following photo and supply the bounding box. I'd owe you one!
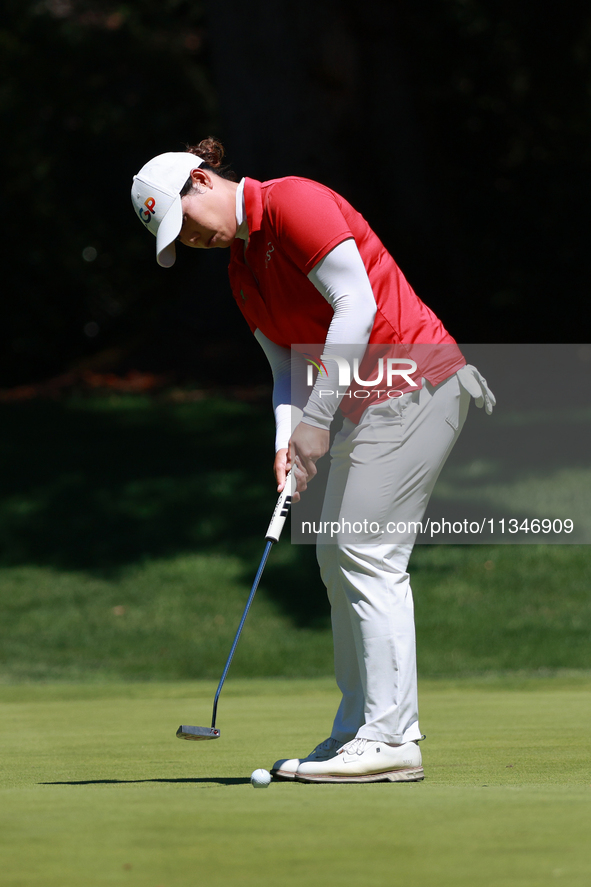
[250,768,272,788]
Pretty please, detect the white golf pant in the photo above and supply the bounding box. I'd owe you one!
[316,373,470,744]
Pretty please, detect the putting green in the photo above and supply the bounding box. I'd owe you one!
[1,677,590,886]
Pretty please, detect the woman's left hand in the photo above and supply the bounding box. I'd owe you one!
[288,422,330,496]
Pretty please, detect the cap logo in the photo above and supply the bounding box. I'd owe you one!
[139,196,156,224]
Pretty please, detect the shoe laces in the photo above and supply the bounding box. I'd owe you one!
[311,737,340,755]
[338,737,368,756]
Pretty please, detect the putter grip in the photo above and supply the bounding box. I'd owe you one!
[265,469,294,542]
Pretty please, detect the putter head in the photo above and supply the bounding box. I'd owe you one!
[176,725,220,741]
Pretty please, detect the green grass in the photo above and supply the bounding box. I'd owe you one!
[1,677,590,886]
[1,395,591,681]
[0,545,590,681]
[413,544,591,674]
[0,554,333,681]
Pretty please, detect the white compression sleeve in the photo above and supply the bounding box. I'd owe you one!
[303,237,377,429]
[253,329,307,452]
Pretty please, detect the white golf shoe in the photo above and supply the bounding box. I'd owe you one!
[271,736,344,780]
[295,737,424,783]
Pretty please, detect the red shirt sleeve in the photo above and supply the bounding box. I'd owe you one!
[263,178,354,275]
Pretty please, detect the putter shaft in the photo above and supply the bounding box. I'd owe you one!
[210,538,273,728]
[177,471,294,741]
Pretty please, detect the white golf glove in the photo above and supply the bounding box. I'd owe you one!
[457,364,496,415]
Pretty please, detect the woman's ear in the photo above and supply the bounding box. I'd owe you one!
[190,167,212,189]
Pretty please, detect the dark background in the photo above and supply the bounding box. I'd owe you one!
[2,0,589,390]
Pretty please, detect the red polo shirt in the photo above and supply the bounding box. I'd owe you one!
[228,177,465,422]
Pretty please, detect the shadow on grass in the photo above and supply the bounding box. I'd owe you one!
[41,777,250,786]
[0,396,330,629]
[0,396,271,570]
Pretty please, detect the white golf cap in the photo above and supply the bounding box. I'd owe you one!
[131,152,205,267]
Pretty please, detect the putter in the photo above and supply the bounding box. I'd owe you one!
[177,469,295,741]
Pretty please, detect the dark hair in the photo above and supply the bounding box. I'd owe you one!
[179,137,237,195]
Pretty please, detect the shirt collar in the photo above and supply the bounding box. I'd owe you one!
[242,177,264,236]
[234,178,248,241]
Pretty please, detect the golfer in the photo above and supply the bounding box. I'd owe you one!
[131,138,494,783]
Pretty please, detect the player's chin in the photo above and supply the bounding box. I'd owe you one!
[209,233,234,249]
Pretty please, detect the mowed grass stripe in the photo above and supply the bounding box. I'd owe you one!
[2,785,590,887]
[1,679,590,886]
[1,545,591,681]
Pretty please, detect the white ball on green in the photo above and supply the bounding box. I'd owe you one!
[250,768,272,788]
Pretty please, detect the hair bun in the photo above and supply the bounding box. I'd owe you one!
[186,137,225,168]
[184,137,236,180]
